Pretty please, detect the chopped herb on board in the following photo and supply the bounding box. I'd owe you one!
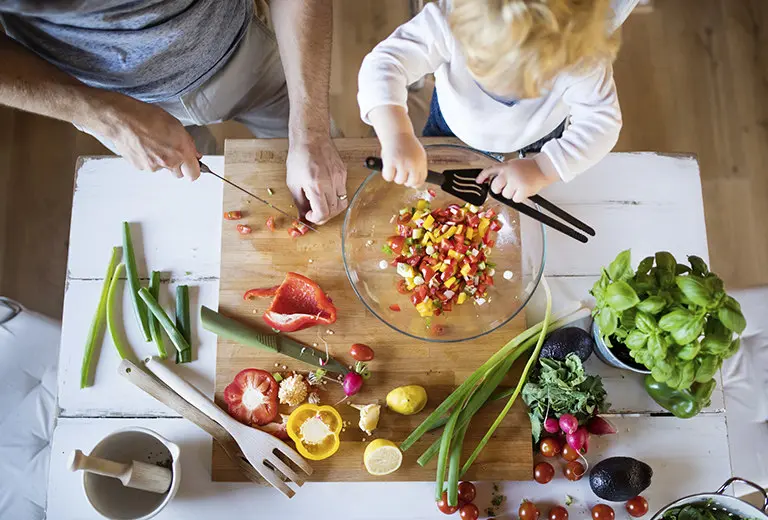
[485,483,506,517]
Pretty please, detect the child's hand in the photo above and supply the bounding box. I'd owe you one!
[379,132,428,187]
[476,158,556,202]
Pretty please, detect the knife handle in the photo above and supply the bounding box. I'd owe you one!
[364,156,443,186]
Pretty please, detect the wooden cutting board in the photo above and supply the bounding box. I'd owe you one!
[213,138,532,482]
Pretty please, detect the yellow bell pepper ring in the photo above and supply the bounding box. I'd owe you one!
[286,404,342,461]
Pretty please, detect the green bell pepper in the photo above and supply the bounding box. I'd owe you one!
[644,375,716,418]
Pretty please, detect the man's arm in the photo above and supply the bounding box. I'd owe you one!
[0,32,200,179]
[271,0,347,225]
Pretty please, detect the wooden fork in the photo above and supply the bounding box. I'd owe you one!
[118,359,269,486]
[143,357,313,498]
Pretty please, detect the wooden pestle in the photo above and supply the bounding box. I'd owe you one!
[68,449,172,494]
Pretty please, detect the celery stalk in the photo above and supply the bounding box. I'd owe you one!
[148,271,167,359]
[106,263,135,360]
[459,277,554,476]
[80,246,120,388]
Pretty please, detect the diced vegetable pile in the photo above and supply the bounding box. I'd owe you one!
[384,199,503,317]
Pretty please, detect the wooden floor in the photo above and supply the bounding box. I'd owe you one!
[0,0,766,318]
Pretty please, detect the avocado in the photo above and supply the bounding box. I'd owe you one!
[540,327,594,362]
[590,456,653,502]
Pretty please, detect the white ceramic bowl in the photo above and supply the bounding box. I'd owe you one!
[83,427,181,520]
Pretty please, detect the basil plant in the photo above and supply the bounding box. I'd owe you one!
[590,250,745,390]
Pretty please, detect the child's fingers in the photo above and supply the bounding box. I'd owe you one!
[511,187,529,203]
[490,175,506,195]
[393,165,408,185]
[502,183,518,201]
[381,162,396,182]
[406,167,427,188]
[475,167,498,184]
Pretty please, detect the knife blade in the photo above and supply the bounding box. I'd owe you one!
[199,160,319,233]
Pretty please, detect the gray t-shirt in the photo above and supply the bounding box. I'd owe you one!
[0,0,252,103]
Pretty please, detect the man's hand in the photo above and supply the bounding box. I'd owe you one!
[90,93,201,180]
[476,158,556,202]
[379,131,428,188]
[286,136,348,225]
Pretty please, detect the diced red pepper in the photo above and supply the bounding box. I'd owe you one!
[486,275,495,286]
[442,302,453,312]
[262,272,337,332]
[423,266,437,283]
[485,208,497,219]
[398,224,411,237]
[476,283,488,296]
[455,242,469,255]
[236,224,252,235]
[266,216,276,231]
[486,240,495,248]
[467,214,480,228]
[406,255,421,267]
[489,219,502,232]
[396,279,410,294]
[224,211,242,220]
[427,188,437,198]
[389,304,401,312]
[287,227,302,238]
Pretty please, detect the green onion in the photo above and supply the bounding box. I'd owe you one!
[138,287,190,355]
[435,408,460,501]
[446,423,469,507]
[80,246,120,388]
[122,222,151,341]
[148,271,167,359]
[106,264,135,360]
[175,285,191,363]
[459,277,554,476]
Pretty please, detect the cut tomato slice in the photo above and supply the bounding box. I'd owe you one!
[489,219,502,232]
[287,227,302,238]
[236,224,252,235]
[389,304,401,312]
[223,369,279,426]
[266,216,276,231]
[224,211,242,220]
[396,279,411,294]
[387,235,406,255]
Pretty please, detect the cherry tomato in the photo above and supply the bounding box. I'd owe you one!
[349,343,374,362]
[561,443,580,462]
[540,437,562,458]
[457,481,476,503]
[626,497,649,518]
[459,503,479,520]
[265,216,276,231]
[387,235,406,255]
[549,506,569,520]
[436,492,460,515]
[592,504,615,520]
[519,500,540,520]
[236,224,252,235]
[564,461,585,481]
[389,304,401,312]
[533,462,555,484]
[223,210,242,220]
[287,227,301,238]
[397,279,411,294]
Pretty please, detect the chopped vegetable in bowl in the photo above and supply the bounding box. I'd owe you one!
[383,199,502,317]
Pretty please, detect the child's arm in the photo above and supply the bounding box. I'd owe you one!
[358,3,453,187]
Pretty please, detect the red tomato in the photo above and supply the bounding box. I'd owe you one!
[457,482,476,503]
[292,220,309,235]
[564,461,585,481]
[486,239,496,248]
[389,304,401,312]
[459,504,479,520]
[387,235,406,255]
[561,444,580,462]
[406,255,421,267]
[287,227,301,238]
[591,505,615,520]
[549,506,569,520]
[223,369,279,426]
[437,492,460,515]
[224,210,242,220]
[486,275,494,286]
[397,224,411,237]
[476,283,488,296]
[442,302,453,312]
[236,224,252,235]
[349,343,374,361]
[265,216,276,231]
[396,279,410,294]
[489,219,502,232]
[423,266,437,282]
[428,188,437,198]
[534,462,555,484]
[467,214,480,227]
[540,437,562,458]
[519,501,540,520]
[626,497,649,518]
[397,213,412,224]
[485,208,497,219]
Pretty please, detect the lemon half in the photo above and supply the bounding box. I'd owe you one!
[363,439,403,476]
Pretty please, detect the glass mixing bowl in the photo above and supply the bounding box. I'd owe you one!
[342,144,546,343]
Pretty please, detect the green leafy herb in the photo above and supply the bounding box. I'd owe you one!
[382,245,393,255]
[565,495,574,506]
[522,354,608,442]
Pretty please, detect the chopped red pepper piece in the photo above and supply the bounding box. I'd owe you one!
[266,216,276,231]
[236,224,252,235]
[287,227,302,238]
[427,188,437,198]
[262,272,337,332]
[389,304,401,312]
[243,286,280,300]
[224,211,242,220]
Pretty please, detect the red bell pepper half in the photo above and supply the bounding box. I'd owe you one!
[243,286,280,300]
[261,272,337,332]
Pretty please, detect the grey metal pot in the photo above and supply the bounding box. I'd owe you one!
[591,320,651,374]
[651,478,768,520]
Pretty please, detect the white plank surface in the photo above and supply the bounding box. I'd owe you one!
[47,415,732,520]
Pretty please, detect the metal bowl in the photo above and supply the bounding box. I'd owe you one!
[651,478,768,520]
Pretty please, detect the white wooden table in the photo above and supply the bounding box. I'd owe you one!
[48,153,733,520]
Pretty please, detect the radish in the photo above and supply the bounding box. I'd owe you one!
[559,414,578,435]
[587,416,617,435]
[343,372,364,396]
[566,426,589,452]
[544,417,560,434]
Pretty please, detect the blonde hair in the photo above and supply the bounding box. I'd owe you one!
[448,0,620,98]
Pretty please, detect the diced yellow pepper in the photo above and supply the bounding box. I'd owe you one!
[442,227,456,241]
[413,210,427,220]
[421,231,435,246]
[423,214,435,230]
[465,228,474,240]
[460,263,472,277]
[416,300,434,317]
[448,249,463,260]
[457,292,468,305]
[416,199,429,210]
[406,279,416,291]
[445,276,457,289]
[412,228,424,240]
[456,225,464,235]
[478,218,490,238]
[439,263,449,272]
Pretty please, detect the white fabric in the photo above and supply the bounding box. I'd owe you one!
[721,287,768,495]
[357,1,634,181]
[0,300,61,520]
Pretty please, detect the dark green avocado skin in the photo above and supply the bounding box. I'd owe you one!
[540,327,594,362]
[590,457,653,502]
